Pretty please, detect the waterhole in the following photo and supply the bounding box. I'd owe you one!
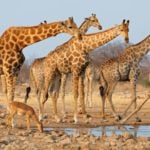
[44,125,150,137]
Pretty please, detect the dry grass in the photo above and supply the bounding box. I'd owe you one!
[0,82,150,127]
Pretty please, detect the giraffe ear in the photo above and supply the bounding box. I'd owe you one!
[85,17,89,21]
[61,22,66,26]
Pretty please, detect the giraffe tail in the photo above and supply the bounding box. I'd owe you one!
[24,87,31,104]
[99,86,105,96]
[99,70,107,97]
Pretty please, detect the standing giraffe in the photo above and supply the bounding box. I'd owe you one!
[0,17,81,103]
[39,19,129,123]
[24,14,102,120]
[99,35,150,121]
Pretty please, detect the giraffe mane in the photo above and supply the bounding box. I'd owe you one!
[130,34,150,48]
[84,26,117,37]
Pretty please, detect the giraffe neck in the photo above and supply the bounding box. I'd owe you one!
[80,25,122,53]
[132,35,150,62]
[79,20,91,33]
[4,21,64,50]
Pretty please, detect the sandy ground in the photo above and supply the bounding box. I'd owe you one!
[0,82,150,149]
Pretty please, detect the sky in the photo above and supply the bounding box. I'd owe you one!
[0,0,150,61]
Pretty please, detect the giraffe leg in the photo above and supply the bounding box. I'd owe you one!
[122,80,141,122]
[99,85,107,119]
[107,82,122,121]
[41,74,54,121]
[120,95,150,124]
[72,73,79,123]
[51,91,61,122]
[1,75,7,99]
[85,76,89,107]
[89,76,93,107]
[60,74,67,118]
[37,86,43,121]
[5,75,15,102]
[51,76,61,122]
[36,79,45,121]
[78,75,86,114]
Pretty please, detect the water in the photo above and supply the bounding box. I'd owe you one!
[44,125,150,137]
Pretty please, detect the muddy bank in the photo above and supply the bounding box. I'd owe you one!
[0,123,150,150]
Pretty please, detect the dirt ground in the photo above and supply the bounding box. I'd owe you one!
[0,82,150,149]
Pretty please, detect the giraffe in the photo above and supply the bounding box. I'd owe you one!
[0,20,47,95]
[39,19,129,123]
[0,17,81,104]
[98,35,150,122]
[84,61,99,107]
[24,14,103,120]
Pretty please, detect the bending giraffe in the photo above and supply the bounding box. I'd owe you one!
[0,17,81,103]
[99,35,150,121]
[0,20,47,94]
[39,19,129,123]
[24,14,102,120]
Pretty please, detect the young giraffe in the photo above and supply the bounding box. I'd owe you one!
[99,35,150,121]
[0,17,81,103]
[24,14,102,120]
[39,19,129,123]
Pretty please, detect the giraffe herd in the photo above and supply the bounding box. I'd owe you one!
[0,14,150,130]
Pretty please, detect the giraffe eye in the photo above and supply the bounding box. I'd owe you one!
[69,26,73,29]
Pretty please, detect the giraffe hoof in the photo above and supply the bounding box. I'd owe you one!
[84,114,92,123]
[73,118,78,124]
[115,115,122,121]
[39,115,43,121]
[135,117,142,122]
[78,109,83,114]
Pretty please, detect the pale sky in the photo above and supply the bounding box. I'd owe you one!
[0,0,150,60]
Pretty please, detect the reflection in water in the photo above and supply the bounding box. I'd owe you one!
[44,125,150,137]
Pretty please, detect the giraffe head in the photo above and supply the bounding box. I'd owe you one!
[85,14,102,31]
[118,19,130,43]
[60,17,82,40]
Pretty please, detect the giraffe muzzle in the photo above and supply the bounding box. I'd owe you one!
[125,38,129,43]
[98,25,102,30]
